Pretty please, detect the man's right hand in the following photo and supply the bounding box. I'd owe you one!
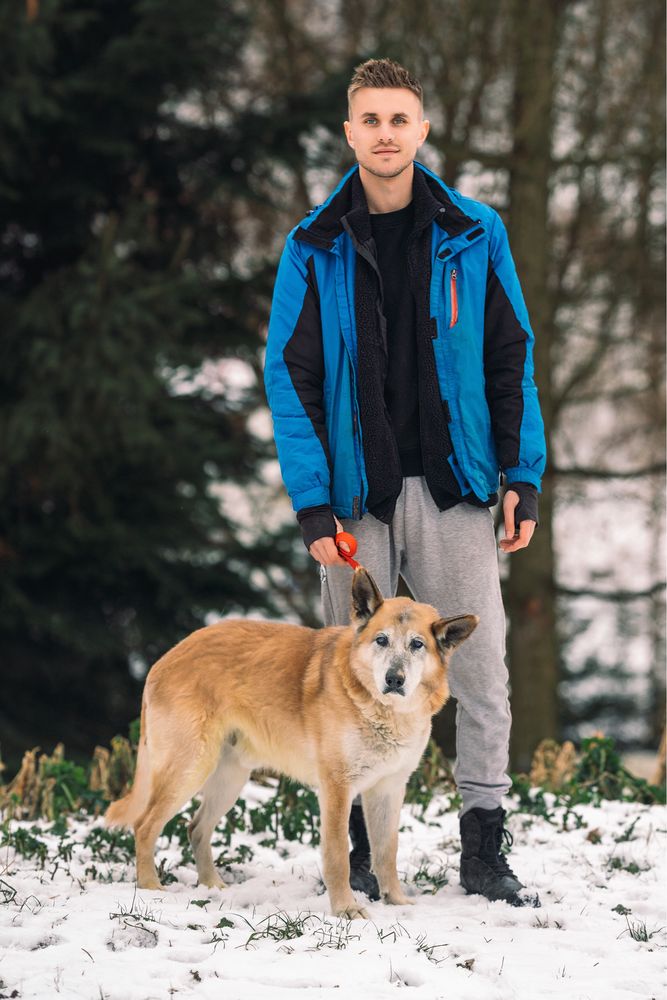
[308,516,351,566]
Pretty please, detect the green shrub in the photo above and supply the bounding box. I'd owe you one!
[2,729,663,845]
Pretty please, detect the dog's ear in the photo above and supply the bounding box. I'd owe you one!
[431,614,479,655]
[351,567,384,628]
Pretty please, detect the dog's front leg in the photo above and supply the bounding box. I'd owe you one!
[319,780,369,920]
[362,773,414,906]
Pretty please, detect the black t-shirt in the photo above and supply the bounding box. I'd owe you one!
[369,201,423,476]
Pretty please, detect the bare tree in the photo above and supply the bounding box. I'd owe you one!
[236,0,665,764]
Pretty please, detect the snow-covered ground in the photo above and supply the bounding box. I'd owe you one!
[1,782,665,1000]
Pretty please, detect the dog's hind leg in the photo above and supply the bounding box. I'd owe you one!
[362,773,414,906]
[188,742,251,889]
[133,742,222,891]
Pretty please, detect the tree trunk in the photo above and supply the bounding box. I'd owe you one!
[505,0,562,771]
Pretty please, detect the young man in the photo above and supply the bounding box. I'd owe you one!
[264,58,546,907]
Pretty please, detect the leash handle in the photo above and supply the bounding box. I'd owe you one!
[335,531,360,569]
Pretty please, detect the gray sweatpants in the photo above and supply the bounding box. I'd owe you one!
[320,475,512,816]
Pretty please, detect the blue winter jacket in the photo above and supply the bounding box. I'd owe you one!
[264,159,546,520]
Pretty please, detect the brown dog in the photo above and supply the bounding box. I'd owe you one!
[105,567,477,918]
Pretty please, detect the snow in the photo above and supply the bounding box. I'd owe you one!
[1,782,665,1000]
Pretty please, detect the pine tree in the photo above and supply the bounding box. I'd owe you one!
[0,0,279,766]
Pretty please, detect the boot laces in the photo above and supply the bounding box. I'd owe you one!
[482,823,518,879]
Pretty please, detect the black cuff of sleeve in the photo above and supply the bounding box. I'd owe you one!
[505,482,539,526]
[296,504,337,551]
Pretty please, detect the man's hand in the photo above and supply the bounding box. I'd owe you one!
[499,489,536,553]
[309,515,350,566]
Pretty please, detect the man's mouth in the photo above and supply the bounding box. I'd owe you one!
[374,149,399,155]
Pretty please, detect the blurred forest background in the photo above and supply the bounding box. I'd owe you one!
[0,0,664,775]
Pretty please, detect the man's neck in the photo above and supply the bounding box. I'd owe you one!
[359,160,414,215]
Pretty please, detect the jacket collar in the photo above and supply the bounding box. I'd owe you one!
[293,160,479,250]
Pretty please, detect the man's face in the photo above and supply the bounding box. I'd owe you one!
[343,87,429,179]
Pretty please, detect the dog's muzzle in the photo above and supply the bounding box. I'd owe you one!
[383,668,406,696]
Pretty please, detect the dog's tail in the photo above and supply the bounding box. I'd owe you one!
[105,695,151,829]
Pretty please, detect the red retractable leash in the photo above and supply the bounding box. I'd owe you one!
[335,531,361,569]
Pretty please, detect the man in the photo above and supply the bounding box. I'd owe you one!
[264,58,546,908]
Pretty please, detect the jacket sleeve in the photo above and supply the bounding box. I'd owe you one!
[263,233,333,512]
[483,209,547,491]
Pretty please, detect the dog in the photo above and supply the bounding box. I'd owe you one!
[105,567,477,918]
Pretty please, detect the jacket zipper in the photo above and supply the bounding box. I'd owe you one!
[350,375,364,518]
[449,267,458,328]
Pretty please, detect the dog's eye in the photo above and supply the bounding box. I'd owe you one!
[410,638,425,651]
[375,634,389,646]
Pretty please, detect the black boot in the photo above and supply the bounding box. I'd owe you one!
[348,803,380,901]
[459,806,540,908]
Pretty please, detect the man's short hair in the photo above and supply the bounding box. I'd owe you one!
[347,58,424,118]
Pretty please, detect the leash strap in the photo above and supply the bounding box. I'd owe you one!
[335,531,360,570]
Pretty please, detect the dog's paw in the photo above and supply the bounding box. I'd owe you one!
[198,875,227,890]
[383,888,414,906]
[335,904,369,920]
[137,878,163,891]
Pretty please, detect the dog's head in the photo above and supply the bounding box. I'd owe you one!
[349,567,478,714]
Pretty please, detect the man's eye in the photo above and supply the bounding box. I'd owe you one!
[375,634,389,646]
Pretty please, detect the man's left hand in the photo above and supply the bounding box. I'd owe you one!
[499,489,536,552]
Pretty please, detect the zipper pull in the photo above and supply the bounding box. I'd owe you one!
[449,268,459,328]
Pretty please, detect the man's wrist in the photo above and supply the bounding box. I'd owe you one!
[505,481,539,526]
[296,504,337,551]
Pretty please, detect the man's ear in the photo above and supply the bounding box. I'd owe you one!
[431,615,479,655]
[351,568,384,629]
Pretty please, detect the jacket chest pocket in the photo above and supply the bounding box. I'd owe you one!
[434,221,487,334]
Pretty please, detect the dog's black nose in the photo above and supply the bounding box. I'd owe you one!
[384,669,405,694]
